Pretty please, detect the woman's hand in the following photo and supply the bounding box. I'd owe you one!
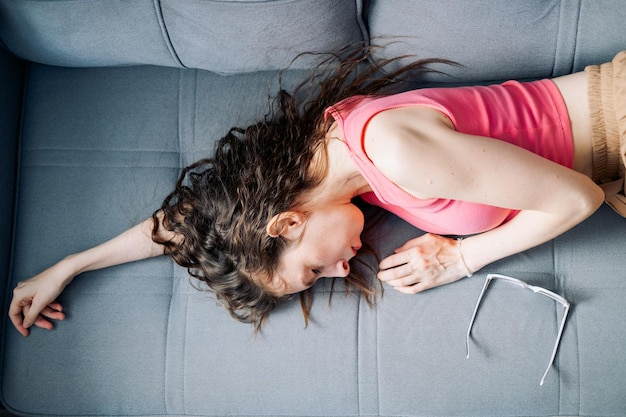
[7,217,170,337]
[9,259,74,337]
[377,234,472,294]
[8,218,169,337]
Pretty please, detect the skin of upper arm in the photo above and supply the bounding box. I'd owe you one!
[363,106,602,216]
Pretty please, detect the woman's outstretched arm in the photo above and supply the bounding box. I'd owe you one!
[9,214,170,336]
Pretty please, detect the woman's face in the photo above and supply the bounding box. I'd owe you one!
[271,202,364,294]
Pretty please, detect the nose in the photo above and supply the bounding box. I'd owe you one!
[332,260,350,278]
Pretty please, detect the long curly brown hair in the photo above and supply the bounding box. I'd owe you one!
[152,45,453,329]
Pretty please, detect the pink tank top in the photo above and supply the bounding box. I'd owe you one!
[325,79,573,235]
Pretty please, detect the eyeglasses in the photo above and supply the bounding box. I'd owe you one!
[465,274,570,386]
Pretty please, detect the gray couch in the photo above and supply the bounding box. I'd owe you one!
[2,1,626,416]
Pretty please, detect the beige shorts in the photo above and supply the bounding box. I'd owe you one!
[585,50,626,216]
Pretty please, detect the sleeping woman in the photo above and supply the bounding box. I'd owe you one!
[10,48,626,336]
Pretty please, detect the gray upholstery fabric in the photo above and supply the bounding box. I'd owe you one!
[0,0,366,74]
[3,1,626,416]
[4,59,626,417]
[0,0,182,68]
[0,48,23,345]
[3,64,366,416]
[367,0,626,82]
[160,0,366,74]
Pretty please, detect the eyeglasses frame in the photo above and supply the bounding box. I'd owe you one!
[465,273,570,386]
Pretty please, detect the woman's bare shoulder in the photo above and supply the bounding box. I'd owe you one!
[362,105,456,198]
[364,105,453,150]
[365,105,451,159]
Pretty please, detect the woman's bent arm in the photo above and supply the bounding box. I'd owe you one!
[368,108,605,293]
[9,215,168,336]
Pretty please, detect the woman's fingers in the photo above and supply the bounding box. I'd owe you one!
[8,300,30,337]
[9,285,65,337]
[378,234,467,294]
[24,302,65,329]
[40,304,65,321]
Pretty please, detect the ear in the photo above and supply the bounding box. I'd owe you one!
[266,211,306,240]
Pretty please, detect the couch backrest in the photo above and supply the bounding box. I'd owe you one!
[2,0,626,80]
[0,0,366,74]
[365,0,626,82]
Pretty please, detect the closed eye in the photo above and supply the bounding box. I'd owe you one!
[304,269,322,287]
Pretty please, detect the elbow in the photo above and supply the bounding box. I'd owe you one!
[592,183,606,211]
[575,180,604,220]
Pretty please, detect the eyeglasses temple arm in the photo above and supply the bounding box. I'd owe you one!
[466,277,492,359]
[539,303,570,386]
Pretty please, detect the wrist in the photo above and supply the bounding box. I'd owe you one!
[456,235,495,275]
[58,254,83,285]
[456,238,474,277]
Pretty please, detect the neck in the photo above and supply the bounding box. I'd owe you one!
[314,126,372,203]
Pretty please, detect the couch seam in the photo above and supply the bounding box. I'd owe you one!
[554,0,582,75]
[162,67,185,415]
[558,233,581,415]
[18,151,181,169]
[569,237,582,416]
[552,239,562,415]
[153,0,186,68]
[177,70,184,178]
[574,300,581,416]
[355,0,370,47]
[178,67,189,416]
[375,294,380,416]
[571,0,583,70]
[193,70,198,164]
[356,292,361,416]
[553,0,563,76]
[162,252,175,414]
[182,285,190,415]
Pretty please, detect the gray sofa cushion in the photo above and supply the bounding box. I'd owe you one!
[0,0,182,68]
[3,64,368,416]
[161,0,366,74]
[0,0,366,74]
[367,0,626,82]
[4,61,626,416]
